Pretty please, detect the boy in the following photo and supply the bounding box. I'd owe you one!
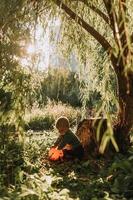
[49,116,84,161]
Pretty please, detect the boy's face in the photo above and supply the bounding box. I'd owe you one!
[57,126,68,135]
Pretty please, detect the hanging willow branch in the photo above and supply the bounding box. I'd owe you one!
[76,0,110,25]
[54,0,112,52]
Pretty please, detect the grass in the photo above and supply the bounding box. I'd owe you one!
[24,101,81,131]
[1,130,133,200]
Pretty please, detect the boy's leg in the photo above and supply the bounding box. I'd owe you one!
[63,146,84,160]
[72,145,84,160]
[63,149,74,160]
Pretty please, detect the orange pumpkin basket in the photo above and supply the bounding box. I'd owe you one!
[48,147,64,161]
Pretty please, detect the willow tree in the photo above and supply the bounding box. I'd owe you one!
[0,0,37,185]
[1,0,133,160]
[31,0,133,152]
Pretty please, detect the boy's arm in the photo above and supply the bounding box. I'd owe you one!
[57,140,67,150]
[55,133,73,150]
[63,144,72,150]
[53,136,62,147]
[57,134,69,150]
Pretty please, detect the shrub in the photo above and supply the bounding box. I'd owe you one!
[25,116,54,131]
[38,68,82,107]
[24,101,81,131]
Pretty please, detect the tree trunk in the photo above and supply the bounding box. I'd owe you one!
[76,69,133,156]
[76,118,108,158]
[114,69,133,152]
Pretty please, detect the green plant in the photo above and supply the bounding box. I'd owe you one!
[25,116,54,131]
[24,101,81,131]
[108,151,133,199]
[38,68,82,107]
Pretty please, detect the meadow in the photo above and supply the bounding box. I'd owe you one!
[1,102,133,200]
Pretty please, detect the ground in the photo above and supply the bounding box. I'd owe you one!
[1,130,133,200]
[23,131,133,200]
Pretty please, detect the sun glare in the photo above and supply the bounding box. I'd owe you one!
[20,58,29,66]
[20,19,61,70]
[27,44,36,54]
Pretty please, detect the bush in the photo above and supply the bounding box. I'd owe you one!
[37,68,82,107]
[25,116,54,131]
[24,101,81,131]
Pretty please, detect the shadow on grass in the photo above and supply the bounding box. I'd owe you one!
[45,159,111,200]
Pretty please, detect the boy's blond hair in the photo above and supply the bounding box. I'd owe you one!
[55,116,70,129]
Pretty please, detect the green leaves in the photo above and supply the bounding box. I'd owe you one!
[38,68,82,107]
[98,114,119,154]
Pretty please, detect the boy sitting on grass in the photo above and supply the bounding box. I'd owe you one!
[49,116,84,161]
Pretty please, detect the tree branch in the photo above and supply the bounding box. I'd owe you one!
[118,0,129,49]
[103,0,130,64]
[103,0,122,49]
[54,0,111,52]
[78,0,110,25]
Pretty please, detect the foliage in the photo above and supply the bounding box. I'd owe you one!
[0,0,41,186]
[1,131,133,200]
[25,116,55,131]
[78,46,118,118]
[1,0,133,198]
[0,68,33,185]
[30,0,133,138]
[37,68,82,107]
[107,149,133,199]
[24,100,82,131]
[0,134,24,186]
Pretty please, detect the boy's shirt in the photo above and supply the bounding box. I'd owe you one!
[54,129,81,150]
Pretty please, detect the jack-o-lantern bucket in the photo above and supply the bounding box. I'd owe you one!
[48,147,64,161]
